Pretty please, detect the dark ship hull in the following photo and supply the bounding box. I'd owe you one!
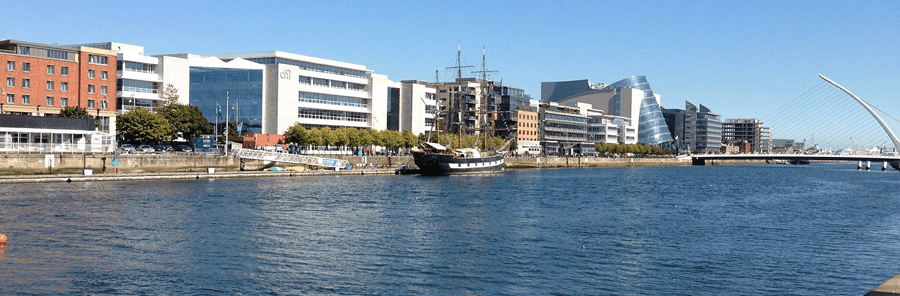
[413,152,504,175]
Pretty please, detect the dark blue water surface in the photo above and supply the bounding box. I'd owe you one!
[2,164,900,295]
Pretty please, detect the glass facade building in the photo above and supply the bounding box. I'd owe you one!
[189,67,264,134]
[607,75,673,145]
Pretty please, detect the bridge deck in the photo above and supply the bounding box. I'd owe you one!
[692,153,900,162]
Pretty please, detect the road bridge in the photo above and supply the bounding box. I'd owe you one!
[690,153,900,169]
[693,74,900,171]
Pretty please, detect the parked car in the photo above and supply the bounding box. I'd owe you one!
[155,145,173,153]
[136,145,155,153]
[119,144,136,154]
[175,145,193,153]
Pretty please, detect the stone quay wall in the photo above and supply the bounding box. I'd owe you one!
[0,153,237,175]
[0,153,767,175]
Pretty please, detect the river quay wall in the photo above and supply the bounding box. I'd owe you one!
[0,153,773,176]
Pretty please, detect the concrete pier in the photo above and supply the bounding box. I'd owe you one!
[866,274,900,296]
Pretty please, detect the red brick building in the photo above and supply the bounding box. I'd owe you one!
[1,40,118,133]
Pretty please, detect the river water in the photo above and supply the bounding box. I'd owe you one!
[1,163,899,295]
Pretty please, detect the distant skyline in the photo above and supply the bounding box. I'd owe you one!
[5,0,899,133]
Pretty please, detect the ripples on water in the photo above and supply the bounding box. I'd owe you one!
[1,163,900,295]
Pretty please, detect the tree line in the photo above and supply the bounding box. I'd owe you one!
[594,142,671,155]
[283,124,419,149]
[60,105,673,155]
[115,105,211,144]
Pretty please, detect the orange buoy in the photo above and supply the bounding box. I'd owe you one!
[0,233,7,248]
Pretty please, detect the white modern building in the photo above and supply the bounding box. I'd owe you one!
[81,43,421,137]
[211,51,395,135]
[76,42,173,114]
[576,102,637,145]
[397,80,437,136]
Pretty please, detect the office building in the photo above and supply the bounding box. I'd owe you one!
[211,51,391,134]
[541,76,672,145]
[723,118,773,153]
[663,101,722,153]
[394,80,437,136]
[1,40,118,133]
[432,78,494,135]
[539,102,592,156]
[605,76,673,145]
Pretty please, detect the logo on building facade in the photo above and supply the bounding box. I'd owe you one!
[280,69,291,80]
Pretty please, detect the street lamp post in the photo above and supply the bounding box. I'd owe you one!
[225,91,229,156]
[232,99,239,134]
[215,103,221,149]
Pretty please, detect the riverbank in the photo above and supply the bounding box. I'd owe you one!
[0,153,774,183]
[0,168,400,184]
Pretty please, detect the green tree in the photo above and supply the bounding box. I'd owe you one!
[401,130,418,149]
[357,129,374,146]
[284,124,308,145]
[320,127,337,146]
[346,128,363,147]
[59,106,92,118]
[369,129,384,147]
[157,104,211,140]
[306,128,324,146]
[223,122,240,139]
[334,127,351,147]
[380,130,403,149]
[118,108,175,143]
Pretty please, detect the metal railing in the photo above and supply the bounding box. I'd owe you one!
[232,149,349,168]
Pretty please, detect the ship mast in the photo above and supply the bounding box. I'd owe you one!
[445,43,472,148]
[474,46,498,151]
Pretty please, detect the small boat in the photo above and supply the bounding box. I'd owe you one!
[412,142,505,175]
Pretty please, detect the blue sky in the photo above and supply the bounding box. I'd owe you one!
[4,0,899,138]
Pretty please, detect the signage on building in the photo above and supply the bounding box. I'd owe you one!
[280,69,291,80]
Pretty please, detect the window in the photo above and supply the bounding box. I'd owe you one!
[47,65,54,75]
[6,94,13,104]
[61,66,68,76]
[101,86,107,95]
[46,97,53,106]
[101,71,108,80]
[22,95,29,104]
[88,84,95,94]
[22,78,30,88]
[46,81,54,90]
[88,69,95,79]
[22,62,30,72]
[88,55,108,65]
[87,99,95,108]
[60,97,68,107]
[100,100,108,109]
[6,77,13,87]
[61,82,68,91]
[6,61,14,71]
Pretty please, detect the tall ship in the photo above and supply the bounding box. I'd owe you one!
[412,142,505,175]
[411,46,507,175]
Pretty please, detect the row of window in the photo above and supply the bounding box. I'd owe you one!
[518,113,538,121]
[5,77,106,94]
[247,57,367,78]
[298,108,367,122]
[7,61,109,78]
[298,92,367,108]
[4,93,107,109]
[298,75,366,91]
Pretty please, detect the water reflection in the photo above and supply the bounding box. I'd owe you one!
[1,166,899,294]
